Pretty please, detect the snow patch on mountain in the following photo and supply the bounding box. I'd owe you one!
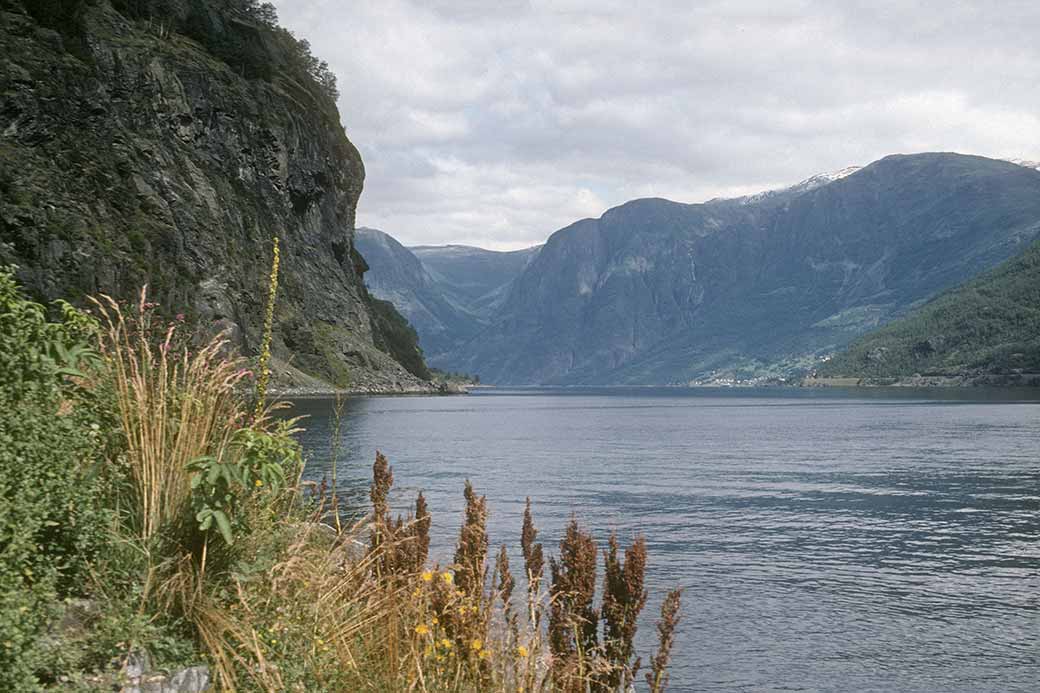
[1005,158,1040,171]
[724,165,863,206]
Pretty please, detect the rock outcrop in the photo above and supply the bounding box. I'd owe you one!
[0,0,430,391]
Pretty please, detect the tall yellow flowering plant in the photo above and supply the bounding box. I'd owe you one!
[254,235,280,420]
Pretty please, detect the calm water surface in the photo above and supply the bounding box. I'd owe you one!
[290,388,1040,692]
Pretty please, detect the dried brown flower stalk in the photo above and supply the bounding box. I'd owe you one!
[411,490,431,570]
[521,497,545,595]
[599,532,648,690]
[646,588,682,693]
[454,480,489,601]
[367,452,430,576]
[369,451,394,556]
[549,517,599,689]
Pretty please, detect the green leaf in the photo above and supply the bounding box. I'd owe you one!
[213,510,234,545]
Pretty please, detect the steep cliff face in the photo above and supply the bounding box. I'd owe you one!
[355,228,484,363]
[0,0,429,391]
[448,154,1040,385]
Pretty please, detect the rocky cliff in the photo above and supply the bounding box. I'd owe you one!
[446,153,1040,385]
[0,0,430,392]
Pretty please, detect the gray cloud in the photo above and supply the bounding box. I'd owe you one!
[274,0,1040,249]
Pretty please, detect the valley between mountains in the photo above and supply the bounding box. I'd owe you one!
[359,153,1040,387]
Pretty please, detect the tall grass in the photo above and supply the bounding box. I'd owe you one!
[90,289,249,545]
[66,239,681,691]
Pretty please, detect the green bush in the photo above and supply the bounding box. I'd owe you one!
[0,270,112,690]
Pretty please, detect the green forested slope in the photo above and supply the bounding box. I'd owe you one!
[818,238,1040,379]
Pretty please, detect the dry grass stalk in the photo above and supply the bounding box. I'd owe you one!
[411,491,431,570]
[328,392,347,531]
[454,480,489,602]
[549,517,599,690]
[369,451,394,556]
[599,532,648,690]
[367,452,433,578]
[646,588,682,693]
[89,290,248,545]
[521,497,545,599]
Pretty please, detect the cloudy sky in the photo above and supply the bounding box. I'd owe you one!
[274,0,1040,250]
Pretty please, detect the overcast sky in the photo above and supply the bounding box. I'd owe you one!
[273,1,1040,250]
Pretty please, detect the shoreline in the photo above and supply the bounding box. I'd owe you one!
[802,373,1040,388]
[269,382,471,398]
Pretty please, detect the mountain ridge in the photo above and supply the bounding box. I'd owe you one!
[441,152,1040,385]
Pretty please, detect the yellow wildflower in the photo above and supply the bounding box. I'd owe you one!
[421,570,434,582]
[470,639,482,651]
[479,649,489,660]
[440,638,452,649]
[431,616,439,625]
[415,624,430,636]
[517,645,529,658]
[441,572,454,585]
[254,479,263,487]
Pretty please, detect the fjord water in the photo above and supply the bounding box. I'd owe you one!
[291,388,1040,692]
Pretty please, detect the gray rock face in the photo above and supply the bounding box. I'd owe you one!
[0,1,428,391]
[356,228,538,367]
[448,153,1040,385]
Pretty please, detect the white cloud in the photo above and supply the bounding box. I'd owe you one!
[273,0,1040,250]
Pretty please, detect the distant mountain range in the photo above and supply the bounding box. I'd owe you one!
[358,153,1040,385]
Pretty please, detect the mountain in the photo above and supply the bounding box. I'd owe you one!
[445,153,1040,385]
[0,0,429,391]
[355,228,484,361]
[355,229,539,365]
[815,236,1040,383]
[410,243,541,318]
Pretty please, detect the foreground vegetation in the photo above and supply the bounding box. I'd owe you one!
[0,267,680,691]
[819,237,1040,380]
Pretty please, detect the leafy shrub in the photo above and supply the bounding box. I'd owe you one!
[190,422,302,545]
[0,269,111,690]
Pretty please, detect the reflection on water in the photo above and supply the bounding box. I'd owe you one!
[289,387,1040,692]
